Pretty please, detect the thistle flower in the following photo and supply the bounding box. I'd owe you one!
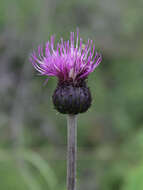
[30,30,102,114]
[30,30,102,190]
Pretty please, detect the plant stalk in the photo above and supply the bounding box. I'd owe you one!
[67,114,77,190]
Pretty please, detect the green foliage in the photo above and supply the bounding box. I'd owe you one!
[122,162,143,190]
[23,150,58,189]
[0,161,27,190]
[0,149,60,190]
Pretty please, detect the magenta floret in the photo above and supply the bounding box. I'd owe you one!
[30,30,102,83]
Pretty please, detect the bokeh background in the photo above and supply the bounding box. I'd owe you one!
[0,0,143,189]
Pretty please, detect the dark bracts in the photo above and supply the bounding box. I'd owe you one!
[52,80,92,114]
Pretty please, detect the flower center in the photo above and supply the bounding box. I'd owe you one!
[69,68,76,80]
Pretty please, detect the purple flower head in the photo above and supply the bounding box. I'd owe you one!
[30,30,102,84]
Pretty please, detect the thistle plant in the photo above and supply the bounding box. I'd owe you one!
[30,30,102,190]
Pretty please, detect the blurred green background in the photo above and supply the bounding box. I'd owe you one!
[0,0,143,189]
